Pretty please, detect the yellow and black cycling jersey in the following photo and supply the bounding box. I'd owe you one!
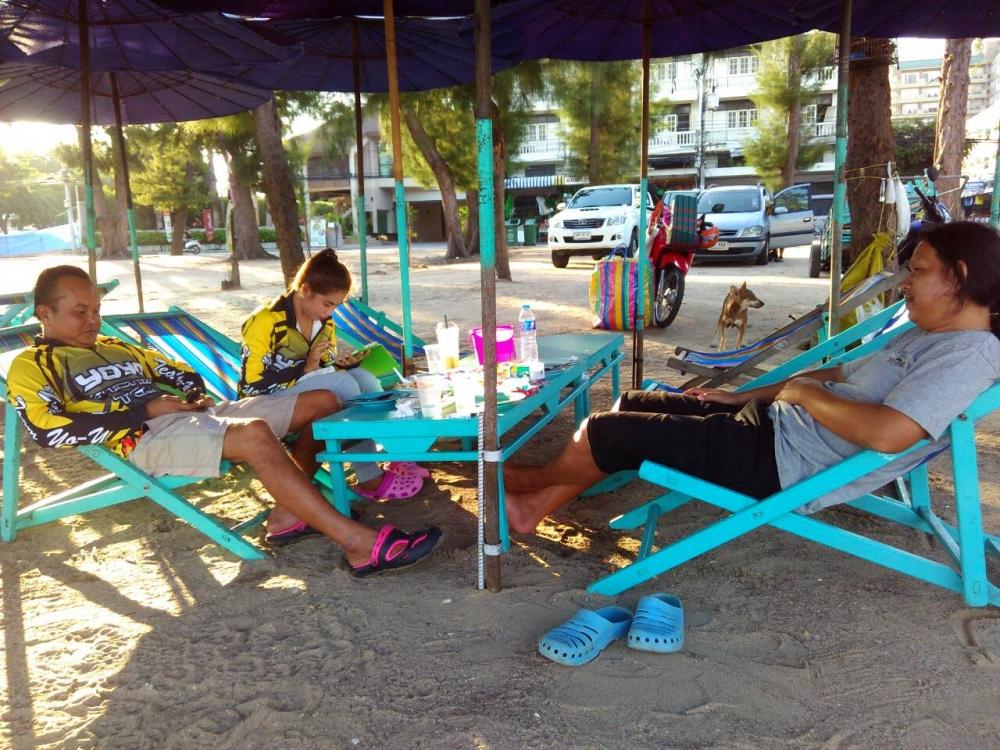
[238,292,337,397]
[6,335,205,458]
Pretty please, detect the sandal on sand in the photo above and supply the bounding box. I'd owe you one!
[350,524,442,578]
[387,461,431,478]
[355,470,423,500]
[265,520,321,547]
[627,594,684,653]
[538,607,633,666]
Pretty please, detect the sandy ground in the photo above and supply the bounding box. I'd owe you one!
[1,244,999,750]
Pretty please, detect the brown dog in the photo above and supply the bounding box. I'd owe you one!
[716,281,764,349]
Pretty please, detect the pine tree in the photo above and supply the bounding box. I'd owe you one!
[547,60,641,184]
[745,33,836,192]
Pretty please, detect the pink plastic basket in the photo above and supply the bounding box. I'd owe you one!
[468,325,517,364]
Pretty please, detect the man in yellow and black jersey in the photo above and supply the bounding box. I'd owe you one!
[10,331,205,457]
[4,266,441,576]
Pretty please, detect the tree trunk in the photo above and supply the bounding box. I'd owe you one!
[402,107,468,259]
[491,101,512,281]
[170,205,189,255]
[253,97,304,285]
[846,52,896,265]
[105,131,132,259]
[228,168,269,260]
[934,38,972,219]
[588,69,601,184]
[77,127,127,260]
[464,194,480,255]
[781,42,803,188]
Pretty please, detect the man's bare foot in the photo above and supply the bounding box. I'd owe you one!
[504,490,542,535]
[342,526,379,568]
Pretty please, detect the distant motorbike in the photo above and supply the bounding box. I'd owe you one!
[182,231,202,254]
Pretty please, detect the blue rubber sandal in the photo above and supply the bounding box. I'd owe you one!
[627,594,684,653]
[537,606,633,666]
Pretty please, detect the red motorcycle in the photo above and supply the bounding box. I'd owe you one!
[648,201,719,328]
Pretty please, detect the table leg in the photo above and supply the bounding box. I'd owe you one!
[612,358,620,400]
[326,441,352,517]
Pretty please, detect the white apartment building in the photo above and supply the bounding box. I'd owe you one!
[889,52,990,121]
[510,47,839,201]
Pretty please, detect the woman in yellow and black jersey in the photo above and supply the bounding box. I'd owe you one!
[239,249,428,520]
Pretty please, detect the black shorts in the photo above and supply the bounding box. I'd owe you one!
[586,390,781,499]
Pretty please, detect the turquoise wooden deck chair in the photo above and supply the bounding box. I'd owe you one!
[0,323,266,560]
[0,279,119,328]
[588,380,1000,608]
[667,270,904,389]
[331,297,426,366]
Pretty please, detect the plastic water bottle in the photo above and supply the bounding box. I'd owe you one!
[518,304,539,364]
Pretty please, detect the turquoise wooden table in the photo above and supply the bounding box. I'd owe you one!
[313,331,625,550]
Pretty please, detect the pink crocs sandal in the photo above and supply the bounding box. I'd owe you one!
[387,461,431,479]
[355,470,424,501]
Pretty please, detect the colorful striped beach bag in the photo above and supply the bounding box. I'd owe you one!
[589,247,654,330]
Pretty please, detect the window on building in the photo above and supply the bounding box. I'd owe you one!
[902,103,919,115]
[523,122,548,141]
[663,114,678,131]
[903,73,917,84]
[652,63,666,82]
[727,108,758,129]
[803,104,818,124]
[727,55,759,76]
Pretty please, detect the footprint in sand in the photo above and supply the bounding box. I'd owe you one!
[953,609,1000,667]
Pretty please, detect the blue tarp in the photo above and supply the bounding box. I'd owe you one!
[0,224,77,257]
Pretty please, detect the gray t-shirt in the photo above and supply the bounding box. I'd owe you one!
[769,328,1000,514]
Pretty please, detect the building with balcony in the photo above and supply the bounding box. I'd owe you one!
[889,53,990,121]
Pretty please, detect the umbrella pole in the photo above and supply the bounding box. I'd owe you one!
[352,21,369,305]
[991,120,1000,228]
[633,0,651,389]
[475,0,501,593]
[383,0,413,374]
[110,74,145,313]
[78,1,97,282]
[829,0,853,337]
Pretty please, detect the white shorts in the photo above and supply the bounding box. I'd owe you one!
[128,394,298,478]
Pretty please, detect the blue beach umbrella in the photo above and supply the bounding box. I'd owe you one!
[0,60,274,313]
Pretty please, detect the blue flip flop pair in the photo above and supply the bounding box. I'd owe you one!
[537,594,684,666]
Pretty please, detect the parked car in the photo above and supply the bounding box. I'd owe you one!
[547,184,657,268]
[694,183,815,265]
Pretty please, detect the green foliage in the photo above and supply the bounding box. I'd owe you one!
[745,32,836,188]
[127,124,211,212]
[891,119,937,175]
[546,60,645,183]
[0,150,65,230]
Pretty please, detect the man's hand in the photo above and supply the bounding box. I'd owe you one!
[774,376,824,406]
[683,386,748,406]
[304,340,333,373]
[145,394,211,419]
[332,350,361,369]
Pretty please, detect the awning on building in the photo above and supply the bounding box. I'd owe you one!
[504,175,571,190]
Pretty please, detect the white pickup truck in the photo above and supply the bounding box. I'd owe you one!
[546,184,656,268]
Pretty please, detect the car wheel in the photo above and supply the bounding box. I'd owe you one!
[626,229,638,258]
[754,240,769,266]
[551,251,569,268]
[809,241,822,278]
[653,267,684,328]
[592,253,606,261]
